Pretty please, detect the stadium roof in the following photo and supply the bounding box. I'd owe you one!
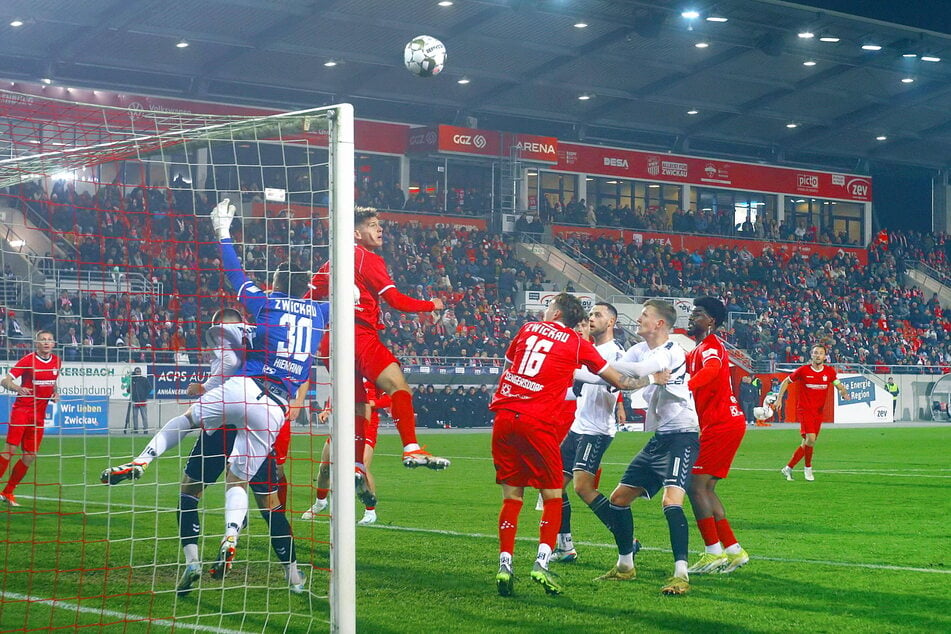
[0,0,949,173]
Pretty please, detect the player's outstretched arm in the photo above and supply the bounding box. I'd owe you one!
[599,367,651,392]
[211,198,252,292]
[380,287,441,314]
[612,356,667,379]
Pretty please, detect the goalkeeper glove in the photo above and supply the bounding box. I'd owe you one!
[211,198,236,240]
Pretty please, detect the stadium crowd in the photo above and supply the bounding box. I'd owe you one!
[539,198,861,246]
[560,228,950,366]
[1,178,948,373]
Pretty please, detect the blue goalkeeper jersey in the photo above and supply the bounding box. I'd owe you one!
[220,239,329,396]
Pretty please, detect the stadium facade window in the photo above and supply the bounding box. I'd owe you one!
[538,171,578,220]
[588,177,682,226]
[407,158,491,215]
[691,187,777,237]
[785,197,863,245]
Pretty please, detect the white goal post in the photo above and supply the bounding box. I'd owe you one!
[0,89,356,633]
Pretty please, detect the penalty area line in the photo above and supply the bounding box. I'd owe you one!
[363,523,951,575]
[0,591,258,634]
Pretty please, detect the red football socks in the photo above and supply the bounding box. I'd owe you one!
[354,415,367,463]
[716,518,739,549]
[539,497,562,550]
[788,446,805,468]
[389,390,418,446]
[697,516,720,547]
[3,460,29,495]
[498,498,523,554]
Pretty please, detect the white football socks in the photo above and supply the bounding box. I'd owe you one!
[224,486,249,539]
[136,415,197,466]
[183,544,199,564]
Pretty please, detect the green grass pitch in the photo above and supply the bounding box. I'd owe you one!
[0,425,948,632]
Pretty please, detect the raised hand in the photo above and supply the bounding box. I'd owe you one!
[211,198,236,239]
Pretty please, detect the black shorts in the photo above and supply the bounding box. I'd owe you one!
[561,431,613,477]
[184,427,281,494]
[620,431,699,499]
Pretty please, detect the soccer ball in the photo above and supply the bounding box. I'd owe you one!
[404,35,446,77]
[753,405,774,421]
[764,393,778,406]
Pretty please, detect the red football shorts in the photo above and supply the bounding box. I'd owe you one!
[318,326,398,404]
[273,418,291,465]
[6,407,47,453]
[491,409,563,490]
[799,412,824,437]
[692,423,746,479]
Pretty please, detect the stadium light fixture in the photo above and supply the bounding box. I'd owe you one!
[323,59,338,67]
[786,122,798,128]
[902,52,918,58]
[706,16,728,23]
[9,239,24,248]
[10,19,24,27]
[578,94,593,100]
[861,43,882,51]
[456,77,470,84]
[574,22,588,28]
[921,55,941,62]
[876,135,887,141]
[687,109,699,115]
[40,77,52,84]
[176,40,189,48]
[797,30,815,39]
[681,10,700,20]
[901,77,915,83]
[819,35,840,42]
[803,60,816,66]
[438,1,454,6]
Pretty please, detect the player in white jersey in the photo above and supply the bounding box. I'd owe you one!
[101,309,308,595]
[551,302,626,563]
[101,309,254,483]
[593,299,700,595]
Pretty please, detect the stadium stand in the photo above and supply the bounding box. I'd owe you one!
[2,179,948,374]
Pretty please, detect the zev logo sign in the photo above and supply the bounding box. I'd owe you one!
[846,178,870,200]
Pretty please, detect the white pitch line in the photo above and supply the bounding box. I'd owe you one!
[374,453,951,478]
[361,523,951,575]
[16,494,950,579]
[0,592,258,634]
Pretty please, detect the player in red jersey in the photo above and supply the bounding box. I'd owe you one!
[777,343,850,481]
[683,297,750,575]
[0,330,61,507]
[307,207,449,472]
[490,293,646,597]
[301,379,387,525]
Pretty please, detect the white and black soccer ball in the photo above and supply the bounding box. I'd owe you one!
[404,35,446,77]
[764,393,778,406]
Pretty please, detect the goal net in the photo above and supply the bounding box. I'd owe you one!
[0,88,355,632]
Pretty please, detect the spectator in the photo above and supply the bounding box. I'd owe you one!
[123,368,152,434]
